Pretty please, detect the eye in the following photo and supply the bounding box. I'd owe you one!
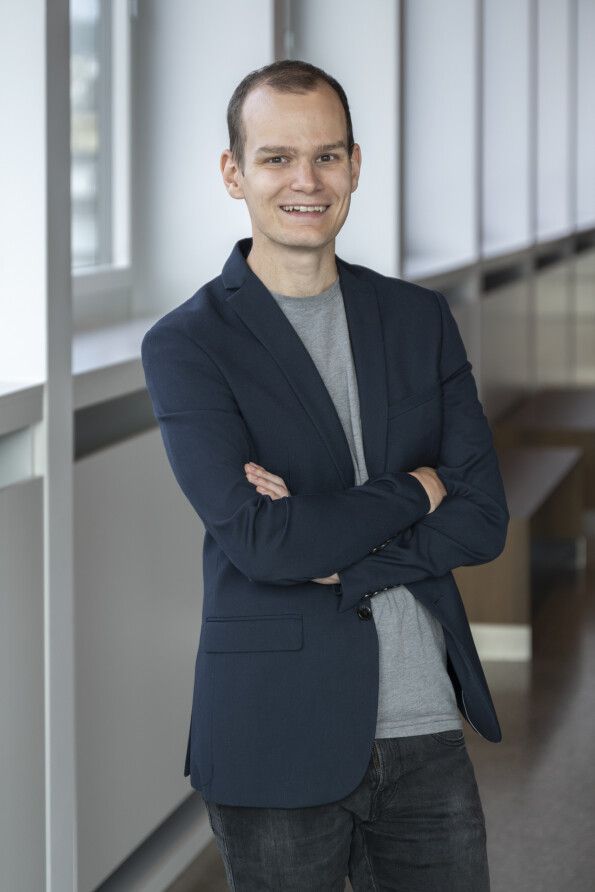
[267,156,288,164]
[317,154,337,163]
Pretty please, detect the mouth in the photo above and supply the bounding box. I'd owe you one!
[280,205,329,214]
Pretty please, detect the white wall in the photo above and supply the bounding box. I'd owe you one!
[402,0,478,278]
[130,0,274,316]
[0,478,45,892]
[75,430,204,892]
[536,0,573,241]
[576,0,595,228]
[0,0,46,382]
[291,0,400,276]
[482,0,533,256]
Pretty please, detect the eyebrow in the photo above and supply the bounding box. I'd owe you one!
[254,142,348,157]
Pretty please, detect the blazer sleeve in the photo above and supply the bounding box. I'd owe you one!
[141,321,430,586]
[337,290,509,611]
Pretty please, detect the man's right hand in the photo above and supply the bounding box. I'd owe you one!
[407,467,447,514]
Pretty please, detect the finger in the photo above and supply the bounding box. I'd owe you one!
[256,486,287,501]
[245,470,289,497]
[244,462,283,482]
[246,470,287,490]
[246,465,287,488]
[254,481,282,495]
[255,480,289,498]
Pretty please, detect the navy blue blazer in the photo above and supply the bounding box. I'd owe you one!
[141,238,509,808]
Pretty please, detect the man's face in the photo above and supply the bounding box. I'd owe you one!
[222,83,361,258]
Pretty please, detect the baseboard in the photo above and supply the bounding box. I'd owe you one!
[470,622,532,661]
[95,792,213,892]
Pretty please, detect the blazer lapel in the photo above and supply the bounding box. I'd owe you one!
[223,241,355,488]
[337,258,388,477]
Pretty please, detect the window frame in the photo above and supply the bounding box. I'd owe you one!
[71,0,132,328]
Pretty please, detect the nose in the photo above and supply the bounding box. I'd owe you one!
[290,160,322,194]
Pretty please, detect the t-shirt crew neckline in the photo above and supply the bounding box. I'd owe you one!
[270,277,341,305]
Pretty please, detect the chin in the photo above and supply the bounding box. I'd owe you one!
[286,238,332,251]
[280,228,334,248]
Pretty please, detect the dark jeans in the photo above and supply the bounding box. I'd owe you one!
[204,730,489,891]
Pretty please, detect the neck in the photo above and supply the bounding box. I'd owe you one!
[246,239,338,297]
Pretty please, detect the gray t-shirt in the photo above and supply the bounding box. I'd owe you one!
[270,277,462,737]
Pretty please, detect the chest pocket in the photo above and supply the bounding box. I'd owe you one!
[386,383,442,469]
[387,383,441,420]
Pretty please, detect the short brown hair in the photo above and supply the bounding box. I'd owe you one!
[227,60,355,171]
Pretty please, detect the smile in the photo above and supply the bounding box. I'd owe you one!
[280,205,328,213]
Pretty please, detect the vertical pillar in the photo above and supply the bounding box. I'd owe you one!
[45,1,76,889]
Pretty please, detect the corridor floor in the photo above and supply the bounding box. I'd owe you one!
[168,537,595,892]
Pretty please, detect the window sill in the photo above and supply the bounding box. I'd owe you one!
[0,381,44,437]
[0,317,159,435]
[72,315,159,410]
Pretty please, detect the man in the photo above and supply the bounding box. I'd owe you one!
[142,60,508,891]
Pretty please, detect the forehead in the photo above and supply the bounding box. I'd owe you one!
[241,83,347,151]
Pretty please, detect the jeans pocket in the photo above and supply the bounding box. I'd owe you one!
[431,729,465,747]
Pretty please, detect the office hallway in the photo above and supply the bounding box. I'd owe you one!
[169,538,595,892]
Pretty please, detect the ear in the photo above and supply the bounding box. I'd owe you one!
[350,144,362,193]
[221,150,245,199]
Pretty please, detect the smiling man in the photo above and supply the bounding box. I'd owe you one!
[142,60,508,891]
[220,78,361,296]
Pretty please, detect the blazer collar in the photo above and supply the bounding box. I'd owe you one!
[222,239,388,483]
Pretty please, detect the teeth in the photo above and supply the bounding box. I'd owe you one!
[281,205,327,212]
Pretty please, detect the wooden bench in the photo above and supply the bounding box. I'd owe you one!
[453,446,584,660]
[495,388,595,511]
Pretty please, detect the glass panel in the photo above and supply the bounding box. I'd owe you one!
[402,0,478,279]
[71,0,110,269]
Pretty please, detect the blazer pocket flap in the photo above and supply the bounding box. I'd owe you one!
[203,614,303,653]
[388,383,441,420]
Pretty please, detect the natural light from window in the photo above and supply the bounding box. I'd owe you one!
[71,0,112,270]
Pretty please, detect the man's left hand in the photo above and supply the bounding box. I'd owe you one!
[311,573,341,585]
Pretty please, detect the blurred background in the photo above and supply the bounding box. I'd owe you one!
[1,1,594,890]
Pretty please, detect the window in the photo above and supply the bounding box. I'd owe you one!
[71,0,112,268]
[70,0,131,323]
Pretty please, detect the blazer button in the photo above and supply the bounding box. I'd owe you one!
[357,604,373,621]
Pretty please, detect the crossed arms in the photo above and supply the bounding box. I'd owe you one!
[141,290,508,599]
[244,462,447,585]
